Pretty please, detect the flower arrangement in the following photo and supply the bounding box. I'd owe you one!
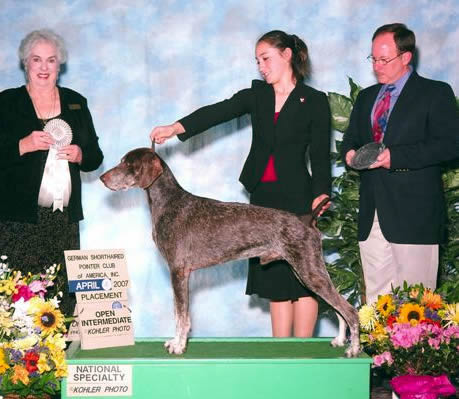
[0,255,67,398]
[359,283,459,379]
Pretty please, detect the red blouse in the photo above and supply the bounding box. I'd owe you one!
[260,112,279,182]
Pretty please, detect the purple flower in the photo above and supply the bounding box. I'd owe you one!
[10,349,23,362]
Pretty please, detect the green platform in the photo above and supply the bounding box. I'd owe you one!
[63,338,372,398]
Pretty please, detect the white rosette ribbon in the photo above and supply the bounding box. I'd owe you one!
[38,119,73,212]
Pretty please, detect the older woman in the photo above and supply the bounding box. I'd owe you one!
[0,29,103,316]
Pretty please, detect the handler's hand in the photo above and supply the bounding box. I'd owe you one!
[150,122,185,144]
[19,131,55,155]
[58,144,82,164]
[369,148,391,169]
[312,194,330,217]
[345,149,356,167]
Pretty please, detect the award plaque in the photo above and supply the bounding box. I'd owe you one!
[350,142,385,170]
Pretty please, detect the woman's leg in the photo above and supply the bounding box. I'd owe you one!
[270,300,293,337]
[293,296,318,337]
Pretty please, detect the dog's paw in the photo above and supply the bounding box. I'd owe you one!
[345,343,360,358]
[331,335,346,347]
[164,338,186,355]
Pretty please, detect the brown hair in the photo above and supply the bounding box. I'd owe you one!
[372,23,416,55]
[257,30,309,82]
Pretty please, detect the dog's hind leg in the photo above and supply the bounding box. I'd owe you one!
[286,248,360,357]
[331,312,347,347]
[165,269,191,355]
[307,275,360,357]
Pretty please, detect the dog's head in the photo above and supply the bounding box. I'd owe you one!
[100,147,163,191]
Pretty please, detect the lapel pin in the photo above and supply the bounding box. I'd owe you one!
[300,97,305,103]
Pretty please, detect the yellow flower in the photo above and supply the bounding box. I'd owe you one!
[11,335,39,351]
[27,296,45,314]
[0,278,16,295]
[11,364,29,385]
[0,347,10,373]
[441,303,459,327]
[34,302,65,336]
[376,295,396,318]
[359,304,378,331]
[371,322,388,341]
[397,303,425,326]
[52,350,67,378]
[421,289,443,310]
[0,308,14,336]
[37,352,51,374]
[44,333,67,352]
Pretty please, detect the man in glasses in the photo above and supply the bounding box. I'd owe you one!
[341,23,458,304]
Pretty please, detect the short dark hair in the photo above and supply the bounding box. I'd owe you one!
[372,23,416,55]
[257,30,309,81]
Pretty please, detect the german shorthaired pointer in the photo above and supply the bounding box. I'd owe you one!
[100,147,360,357]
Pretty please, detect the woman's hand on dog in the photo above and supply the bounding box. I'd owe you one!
[312,194,330,217]
[150,122,185,144]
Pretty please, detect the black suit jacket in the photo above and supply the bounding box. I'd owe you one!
[341,72,459,244]
[178,80,331,213]
[0,86,104,223]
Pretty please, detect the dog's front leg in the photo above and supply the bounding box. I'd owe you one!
[165,269,191,355]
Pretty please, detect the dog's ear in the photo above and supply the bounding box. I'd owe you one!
[138,153,163,189]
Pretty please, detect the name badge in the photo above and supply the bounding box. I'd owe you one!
[68,104,81,110]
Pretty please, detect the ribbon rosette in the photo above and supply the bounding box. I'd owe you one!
[390,374,456,399]
[41,118,73,212]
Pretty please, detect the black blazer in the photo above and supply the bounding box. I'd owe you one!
[341,72,459,244]
[0,86,104,223]
[178,80,331,212]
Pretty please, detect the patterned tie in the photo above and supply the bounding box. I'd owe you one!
[372,84,395,142]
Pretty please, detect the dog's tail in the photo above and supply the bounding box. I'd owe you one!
[300,196,330,227]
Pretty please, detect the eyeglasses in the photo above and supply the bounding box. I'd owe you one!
[367,53,405,65]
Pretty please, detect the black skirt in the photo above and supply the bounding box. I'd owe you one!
[0,207,79,316]
[245,181,315,301]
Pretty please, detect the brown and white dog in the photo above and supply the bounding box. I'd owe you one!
[100,147,359,357]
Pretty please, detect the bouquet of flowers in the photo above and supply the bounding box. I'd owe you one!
[359,283,458,398]
[0,255,67,398]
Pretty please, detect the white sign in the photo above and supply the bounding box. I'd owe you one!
[66,364,132,397]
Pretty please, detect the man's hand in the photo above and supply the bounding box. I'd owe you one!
[345,149,356,167]
[369,148,391,169]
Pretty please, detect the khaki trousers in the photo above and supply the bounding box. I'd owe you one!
[359,212,438,304]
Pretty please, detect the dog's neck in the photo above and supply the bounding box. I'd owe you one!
[145,159,187,219]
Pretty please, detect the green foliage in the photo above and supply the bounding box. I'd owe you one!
[321,77,459,305]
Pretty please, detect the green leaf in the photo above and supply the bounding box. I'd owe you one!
[327,92,353,132]
[348,76,362,104]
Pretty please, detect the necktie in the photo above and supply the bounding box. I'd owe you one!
[372,85,395,142]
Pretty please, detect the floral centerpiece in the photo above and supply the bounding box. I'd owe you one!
[0,255,67,398]
[359,283,458,398]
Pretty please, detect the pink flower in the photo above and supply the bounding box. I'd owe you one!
[389,323,423,349]
[28,280,48,298]
[11,284,35,302]
[428,336,441,349]
[373,351,393,367]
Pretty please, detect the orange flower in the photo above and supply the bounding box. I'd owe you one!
[11,364,29,385]
[421,289,443,310]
